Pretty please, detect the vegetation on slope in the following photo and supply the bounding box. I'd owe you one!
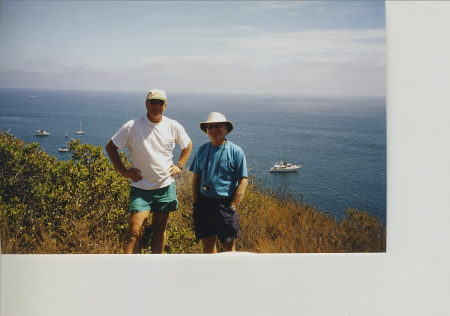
[0,132,386,254]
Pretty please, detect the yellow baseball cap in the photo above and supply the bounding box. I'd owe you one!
[146,89,167,101]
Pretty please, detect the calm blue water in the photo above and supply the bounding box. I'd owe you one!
[0,88,386,222]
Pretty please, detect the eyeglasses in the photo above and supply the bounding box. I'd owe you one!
[206,123,224,129]
[148,99,165,106]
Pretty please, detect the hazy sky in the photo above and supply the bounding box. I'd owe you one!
[0,1,385,96]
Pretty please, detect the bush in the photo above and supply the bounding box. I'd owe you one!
[0,132,129,253]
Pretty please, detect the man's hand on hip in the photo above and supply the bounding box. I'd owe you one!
[122,168,143,182]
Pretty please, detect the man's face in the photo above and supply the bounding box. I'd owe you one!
[206,122,228,143]
[146,99,167,122]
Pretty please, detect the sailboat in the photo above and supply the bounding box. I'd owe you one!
[58,132,70,152]
[75,119,85,134]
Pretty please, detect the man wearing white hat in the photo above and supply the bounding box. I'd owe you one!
[106,89,192,254]
[190,112,248,253]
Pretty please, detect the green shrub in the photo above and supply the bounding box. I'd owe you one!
[0,132,129,253]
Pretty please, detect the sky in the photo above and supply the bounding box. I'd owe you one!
[0,1,385,96]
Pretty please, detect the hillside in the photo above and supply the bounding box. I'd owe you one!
[0,132,386,254]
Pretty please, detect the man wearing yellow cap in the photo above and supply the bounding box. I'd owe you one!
[106,89,192,254]
[190,112,248,253]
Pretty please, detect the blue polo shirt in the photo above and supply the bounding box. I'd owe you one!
[190,140,248,198]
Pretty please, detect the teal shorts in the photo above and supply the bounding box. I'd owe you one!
[129,182,178,213]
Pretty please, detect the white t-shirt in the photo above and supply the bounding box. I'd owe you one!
[111,115,191,190]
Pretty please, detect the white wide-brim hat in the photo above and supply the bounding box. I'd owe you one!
[146,89,167,101]
[199,112,234,133]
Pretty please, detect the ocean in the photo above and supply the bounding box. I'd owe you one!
[0,88,386,222]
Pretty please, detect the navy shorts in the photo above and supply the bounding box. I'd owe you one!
[193,193,239,243]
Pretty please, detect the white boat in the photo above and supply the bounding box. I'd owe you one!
[269,162,302,172]
[58,132,70,152]
[35,129,50,136]
[75,120,85,134]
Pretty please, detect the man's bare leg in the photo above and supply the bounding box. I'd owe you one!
[150,211,170,254]
[221,239,236,252]
[201,236,218,253]
[125,211,150,254]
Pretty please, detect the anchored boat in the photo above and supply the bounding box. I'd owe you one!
[58,132,70,152]
[35,129,50,136]
[269,162,302,172]
[75,120,85,134]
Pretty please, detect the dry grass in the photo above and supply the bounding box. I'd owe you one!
[237,178,385,253]
[0,169,386,254]
[170,172,386,253]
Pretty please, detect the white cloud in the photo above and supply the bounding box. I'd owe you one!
[0,25,386,96]
[157,28,386,67]
[0,55,385,96]
[0,2,385,96]
[231,26,260,32]
[243,1,308,13]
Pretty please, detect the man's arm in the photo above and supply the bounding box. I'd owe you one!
[105,140,142,182]
[230,177,248,207]
[169,140,193,176]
